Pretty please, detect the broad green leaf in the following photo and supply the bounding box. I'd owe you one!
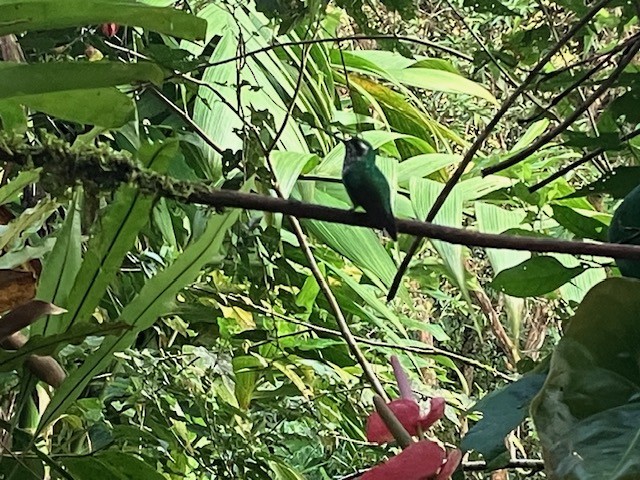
[397,153,460,186]
[388,68,497,104]
[58,141,176,335]
[33,193,82,337]
[268,460,307,480]
[193,24,242,180]
[5,88,134,127]
[476,202,528,337]
[476,203,529,273]
[0,169,41,205]
[509,119,550,152]
[0,62,164,100]
[410,178,467,295]
[462,373,547,462]
[0,0,207,40]
[272,151,318,198]
[532,278,640,480]
[0,323,129,372]
[552,205,608,241]
[39,207,240,431]
[233,355,264,410]
[490,256,586,297]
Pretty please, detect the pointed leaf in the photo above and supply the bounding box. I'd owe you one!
[490,256,586,297]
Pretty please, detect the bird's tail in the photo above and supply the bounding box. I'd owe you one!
[384,211,398,241]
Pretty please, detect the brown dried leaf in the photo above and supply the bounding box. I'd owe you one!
[0,270,36,313]
[0,300,66,342]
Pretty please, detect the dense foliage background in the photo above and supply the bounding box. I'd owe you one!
[0,0,639,478]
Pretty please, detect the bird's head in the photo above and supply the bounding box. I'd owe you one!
[344,138,375,166]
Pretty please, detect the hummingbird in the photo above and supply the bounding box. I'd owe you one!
[341,138,397,240]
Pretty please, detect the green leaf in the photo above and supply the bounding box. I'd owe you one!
[0,323,129,372]
[4,88,134,127]
[397,153,460,187]
[0,0,207,40]
[388,68,498,104]
[0,168,41,205]
[532,278,640,480]
[565,166,640,199]
[64,451,166,480]
[33,192,82,337]
[411,178,467,295]
[461,373,547,462]
[272,151,318,198]
[38,206,240,431]
[490,256,586,297]
[551,205,608,241]
[0,62,164,100]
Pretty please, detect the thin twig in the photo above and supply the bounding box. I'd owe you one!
[483,39,640,176]
[195,34,473,71]
[149,86,225,155]
[386,0,613,301]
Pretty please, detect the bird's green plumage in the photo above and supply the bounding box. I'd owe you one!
[341,138,397,240]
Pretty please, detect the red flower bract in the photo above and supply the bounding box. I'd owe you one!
[366,397,446,443]
[366,399,421,443]
[361,441,446,480]
[436,449,462,480]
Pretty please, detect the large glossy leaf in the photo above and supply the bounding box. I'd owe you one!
[397,153,461,187]
[476,202,528,336]
[192,21,242,180]
[0,62,164,100]
[462,373,547,463]
[38,207,241,431]
[0,0,207,39]
[490,256,586,297]
[388,68,497,104]
[531,278,640,480]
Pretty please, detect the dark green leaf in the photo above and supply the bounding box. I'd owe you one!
[564,167,640,199]
[532,278,640,480]
[461,373,547,462]
[490,256,586,297]
[551,205,608,241]
[7,88,134,127]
